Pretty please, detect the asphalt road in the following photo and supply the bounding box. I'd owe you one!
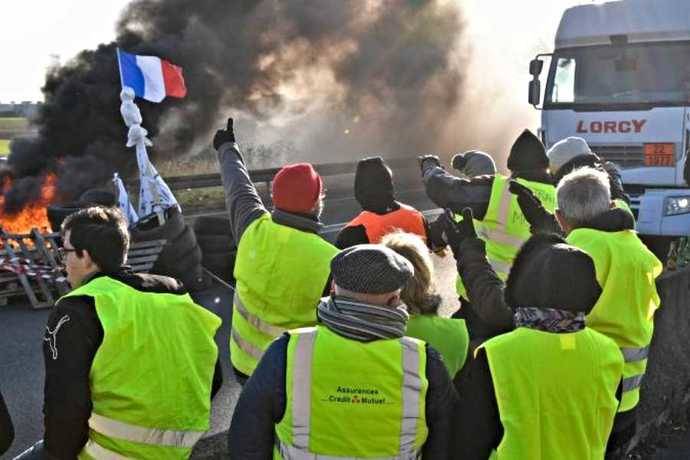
[0,182,439,459]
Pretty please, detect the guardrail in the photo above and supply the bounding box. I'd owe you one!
[129,157,416,191]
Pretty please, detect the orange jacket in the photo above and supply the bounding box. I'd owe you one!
[346,203,427,243]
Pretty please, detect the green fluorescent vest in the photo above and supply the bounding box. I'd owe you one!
[231,214,339,376]
[406,314,468,377]
[58,276,221,460]
[275,326,428,459]
[567,228,662,412]
[456,175,556,299]
[481,327,623,460]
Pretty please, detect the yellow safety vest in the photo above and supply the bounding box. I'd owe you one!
[275,326,428,459]
[456,175,556,299]
[58,276,221,459]
[481,327,623,459]
[568,228,662,412]
[231,214,339,376]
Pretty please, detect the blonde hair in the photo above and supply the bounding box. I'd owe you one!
[381,231,441,315]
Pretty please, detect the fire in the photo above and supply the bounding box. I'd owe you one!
[0,173,57,235]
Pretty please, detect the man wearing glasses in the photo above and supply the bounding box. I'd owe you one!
[36,206,222,460]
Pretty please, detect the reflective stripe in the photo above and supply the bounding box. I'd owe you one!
[285,332,423,458]
[478,227,526,249]
[399,337,422,453]
[277,441,420,459]
[89,412,205,448]
[622,374,645,392]
[292,330,317,450]
[488,258,511,277]
[231,327,264,360]
[496,182,512,227]
[621,346,649,363]
[234,293,287,337]
[83,440,130,460]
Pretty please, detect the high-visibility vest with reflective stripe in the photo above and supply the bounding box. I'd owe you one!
[567,228,662,412]
[275,326,428,459]
[345,203,427,244]
[456,175,556,299]
[480,327,623,460]
[57,276,221,460]
[232,214,338,376]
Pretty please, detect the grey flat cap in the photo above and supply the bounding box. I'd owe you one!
[331,244,414,294]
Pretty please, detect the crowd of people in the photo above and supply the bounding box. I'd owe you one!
[0,118,663,459]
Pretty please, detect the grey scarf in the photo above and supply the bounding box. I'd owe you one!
[514,307,586,333]
[317,296,409,342]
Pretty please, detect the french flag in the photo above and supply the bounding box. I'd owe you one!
[117,49,187,103]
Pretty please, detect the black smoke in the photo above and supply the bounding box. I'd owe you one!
[2,0,465,213]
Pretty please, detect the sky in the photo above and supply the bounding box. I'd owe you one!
[0,0,587,103]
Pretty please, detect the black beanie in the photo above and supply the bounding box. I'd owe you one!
[354,156,396,212]
[505,234,601,314]
[507,129,548,173]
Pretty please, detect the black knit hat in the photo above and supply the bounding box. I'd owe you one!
[507,129,549,173]
[331,244,413,294]
[354,156,395,212]
[505,234,601,313]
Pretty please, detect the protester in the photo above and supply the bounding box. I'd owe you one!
[419,130,556,339]
[442,216,624,459]
[38,206,222,459]
[0,389,13,456]
[336,156,428,249]
[228,244,456,459]
[547,136,630,208]
[511,166,663,452]
[215,119,339,381]
[381,231,469,377]
[451,150,497,177]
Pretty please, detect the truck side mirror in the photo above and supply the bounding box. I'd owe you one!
[529,58,544,76]
[529,79,541,106]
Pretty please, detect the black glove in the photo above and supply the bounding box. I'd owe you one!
[438,207,477,258]
[418,154,441,175]
[508,180,561,234]
[213,118,236,151]
[451,153,467,172]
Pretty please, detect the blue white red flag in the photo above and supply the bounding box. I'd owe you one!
[116,49,187,103]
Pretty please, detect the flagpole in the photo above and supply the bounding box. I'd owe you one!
[116,47,124,90]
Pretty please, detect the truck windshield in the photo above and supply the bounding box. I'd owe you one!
[544,41,690,109]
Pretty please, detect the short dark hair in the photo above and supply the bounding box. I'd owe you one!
[61,206,129,273]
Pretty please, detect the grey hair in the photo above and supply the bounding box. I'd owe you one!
[556,166,611,226]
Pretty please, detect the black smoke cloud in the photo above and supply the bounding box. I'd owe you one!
[2,0,465,213]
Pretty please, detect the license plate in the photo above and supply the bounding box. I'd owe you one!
[644,143,675,166]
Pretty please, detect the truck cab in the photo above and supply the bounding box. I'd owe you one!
[529,0,690,245]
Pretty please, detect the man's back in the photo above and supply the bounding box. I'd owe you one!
[481,327,623,459]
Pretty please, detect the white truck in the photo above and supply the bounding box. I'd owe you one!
[528,0,690,257]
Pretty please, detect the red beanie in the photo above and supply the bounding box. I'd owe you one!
[272,163,323,214]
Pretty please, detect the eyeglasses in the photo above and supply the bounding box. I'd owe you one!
[58,247,78,258]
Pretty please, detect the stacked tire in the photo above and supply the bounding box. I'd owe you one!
[193,216,237,286]
[130,208,210,292]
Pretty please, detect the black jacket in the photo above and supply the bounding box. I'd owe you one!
[228,332,457,459]
[0,389,13,456]
[42,270,222,460]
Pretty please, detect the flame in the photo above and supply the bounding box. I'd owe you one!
[0,174,57,235]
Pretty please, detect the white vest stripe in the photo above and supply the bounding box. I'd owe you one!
[399,337,422,453]
[292,330,317,449]
[83,440,130,460]
[231,328,264,360]
[621,346,649,363]
[234,293,287,337]
[88,412,205,448]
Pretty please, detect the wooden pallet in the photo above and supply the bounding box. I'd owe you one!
[0,228,166,309]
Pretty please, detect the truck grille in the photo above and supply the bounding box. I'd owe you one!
[590,144,644,169]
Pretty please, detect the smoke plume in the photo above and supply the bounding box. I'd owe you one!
[3,0,466,212]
